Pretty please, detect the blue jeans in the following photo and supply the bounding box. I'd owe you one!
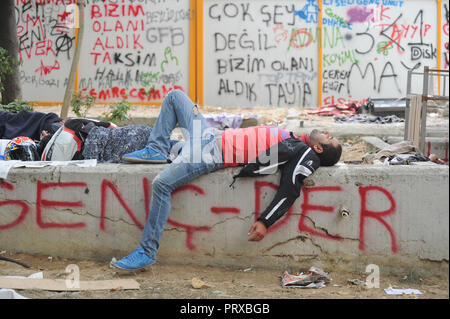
[140,90,223,260]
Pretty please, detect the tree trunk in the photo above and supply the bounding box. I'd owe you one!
[60,0,86,119]
[0,0,22,104]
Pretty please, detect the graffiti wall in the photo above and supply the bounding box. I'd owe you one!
[15,0,77,102]
[14,0,448,106]
[203,0,319,107]
[322,0,439,105]
[1,165,448,265]
[442,0,449,70]
[14,0,193,104]
[78,0,193,103]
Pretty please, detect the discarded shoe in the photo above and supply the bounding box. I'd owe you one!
[110,247,155,270]
[122,146,167,163]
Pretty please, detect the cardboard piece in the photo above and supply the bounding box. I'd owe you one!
[0,277,140,291]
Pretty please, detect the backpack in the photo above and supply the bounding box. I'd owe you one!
[41,118,116,161]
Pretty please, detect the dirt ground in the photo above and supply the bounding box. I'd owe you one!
[0,251,448,299]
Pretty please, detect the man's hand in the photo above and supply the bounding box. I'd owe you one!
[429,154,446,165]
[248,221,267,242]
[40,130,49,140]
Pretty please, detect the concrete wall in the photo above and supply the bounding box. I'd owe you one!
[1,163,448,273]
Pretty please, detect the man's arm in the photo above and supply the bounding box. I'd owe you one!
[248,147,320,240]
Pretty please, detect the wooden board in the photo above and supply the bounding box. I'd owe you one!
[0,277,139,291]
[408,94,423,150]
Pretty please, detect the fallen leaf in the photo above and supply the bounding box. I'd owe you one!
[191,277,214,289]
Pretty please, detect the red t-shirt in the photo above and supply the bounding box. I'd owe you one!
[221,126,309,167]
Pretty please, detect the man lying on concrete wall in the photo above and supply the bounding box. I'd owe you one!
[110,89,343,271]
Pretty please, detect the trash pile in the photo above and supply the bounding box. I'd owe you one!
[306,102,406,124]
[384,285,422,295]
[307,103,361,117]
[334,114,404,124]
[388,153,434,165]
[362,140,447,165]
[281,266,331,288]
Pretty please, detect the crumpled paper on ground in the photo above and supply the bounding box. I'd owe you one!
[0,289,27,299]
[307,103,361,117]
[191,277,215,289]
[334,114,404,124]
[384,285,422,295]
[281,267,331,288]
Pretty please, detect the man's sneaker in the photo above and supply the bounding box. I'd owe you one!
[110,247,155,270]
[122,146,167,163]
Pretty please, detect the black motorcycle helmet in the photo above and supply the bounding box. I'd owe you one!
[4,136,40,161]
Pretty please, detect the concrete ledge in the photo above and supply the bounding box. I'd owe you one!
[1,164,448,274]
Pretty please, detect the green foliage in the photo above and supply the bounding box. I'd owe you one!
[103,100,132,123]
[140,71,158,89]
[0,47,18,101]
[0,100,34,113]
[71,91,97,117]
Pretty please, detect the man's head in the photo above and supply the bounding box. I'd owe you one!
[309,129,342,166]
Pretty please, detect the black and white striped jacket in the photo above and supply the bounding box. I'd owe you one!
[231,137,320,229]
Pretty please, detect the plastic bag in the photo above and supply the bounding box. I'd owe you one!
[281,266,331,288]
